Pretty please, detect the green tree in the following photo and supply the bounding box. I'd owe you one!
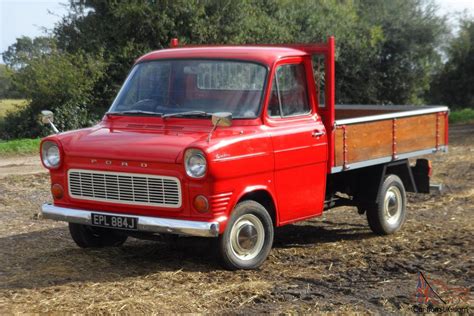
[0,65,13,98]
[265,0,384,103]
[2,36,55,69]
[0,50,105,139]
[54,0,446,107]
[0,64,24,99]
[429,17,474,108]
[352,0,446,104]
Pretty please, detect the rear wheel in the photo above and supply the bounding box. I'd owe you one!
[366,174,407,235]
[218,201,274,270]
[69,223,128,248]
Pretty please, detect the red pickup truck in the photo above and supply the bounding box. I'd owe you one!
[40,37,448,270]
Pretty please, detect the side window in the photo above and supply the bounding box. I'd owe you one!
[267,63,310,118]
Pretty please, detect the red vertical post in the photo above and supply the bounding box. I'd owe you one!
[392,118,397,159]
[170,38,179,48]
[435,112,441,151]
[342,125,348,170]
[325,36,336,171]
[444,112,449,149]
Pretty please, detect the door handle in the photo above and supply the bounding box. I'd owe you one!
[312,130,325,137]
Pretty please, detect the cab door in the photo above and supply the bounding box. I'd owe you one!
[265,57,328,225]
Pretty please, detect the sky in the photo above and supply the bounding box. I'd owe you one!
[1,0,474,64]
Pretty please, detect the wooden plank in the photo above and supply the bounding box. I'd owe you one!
[396,114,436,153]
[335,120,393,166]
[334,128,343,166]
[439,113,447,146]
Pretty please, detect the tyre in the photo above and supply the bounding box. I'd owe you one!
[218,200,274,270]
[366,174,407,235]
[69,223,128,248]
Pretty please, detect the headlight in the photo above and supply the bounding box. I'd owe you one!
[184,149,207,178]
[41,141,61,168]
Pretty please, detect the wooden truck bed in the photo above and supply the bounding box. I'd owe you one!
[331,105,449,173]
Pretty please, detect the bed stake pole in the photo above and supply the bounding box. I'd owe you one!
[392,118,398,160]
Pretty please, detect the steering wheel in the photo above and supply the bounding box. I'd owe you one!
[130,99,156,111]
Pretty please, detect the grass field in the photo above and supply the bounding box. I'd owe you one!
[0,138,41,155]
[0,99,38,155]
[0,99,27,118]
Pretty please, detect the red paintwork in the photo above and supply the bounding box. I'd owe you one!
[42,38,338,233]
[137,46,308,66]
[444,112,449,147]
[170,38,179,48]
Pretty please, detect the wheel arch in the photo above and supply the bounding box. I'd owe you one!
[234,187,278,227]
[385,160,417,193]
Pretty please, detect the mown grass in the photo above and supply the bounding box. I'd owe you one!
[449,108,474,124]
[0,138,41,155]
[0,99,28,118]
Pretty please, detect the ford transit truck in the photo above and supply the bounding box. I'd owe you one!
[40,37,448,269]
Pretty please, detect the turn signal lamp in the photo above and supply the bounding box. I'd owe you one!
[193,195,209,213]
[51,184,64,199]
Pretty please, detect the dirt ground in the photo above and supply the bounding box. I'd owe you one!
[0,156,45,179]
[0,125,472,314]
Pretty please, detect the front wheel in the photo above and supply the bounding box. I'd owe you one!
[366,174,407,235]
[218,201,274,270]
[69,223,128,248]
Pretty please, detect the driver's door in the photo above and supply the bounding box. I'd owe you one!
[266,58,328,225]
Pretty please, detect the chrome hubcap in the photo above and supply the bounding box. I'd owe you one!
[384,186,402,225]
[230,214,265,260]
[238,224,258,250]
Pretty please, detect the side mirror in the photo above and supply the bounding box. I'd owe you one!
[41,110,54,124]
[211,112,232,127]
[208,112,232,142]
[41,110,59,134]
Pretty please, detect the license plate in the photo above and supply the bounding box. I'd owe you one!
[91,213,138,230]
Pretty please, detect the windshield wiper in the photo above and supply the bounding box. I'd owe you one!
[162,111,212,119]
[106,110,163,117]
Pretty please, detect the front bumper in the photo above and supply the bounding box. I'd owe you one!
[41,203,220,237]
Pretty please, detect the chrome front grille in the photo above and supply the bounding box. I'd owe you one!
[68,169,181,208]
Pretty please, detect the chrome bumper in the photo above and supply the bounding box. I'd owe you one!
[41,203,220,237]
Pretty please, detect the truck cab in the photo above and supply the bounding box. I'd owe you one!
[40,37,448,269]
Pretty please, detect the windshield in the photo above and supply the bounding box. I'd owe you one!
[109,59,267,118]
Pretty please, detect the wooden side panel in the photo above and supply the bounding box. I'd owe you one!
[396,114,436,153]
[439,113,447,146]
[335,120,392,166]
[333,112,447,168]
[334,128,343,166]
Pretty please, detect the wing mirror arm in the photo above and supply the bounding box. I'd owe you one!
[41,110,60,134]
[208,112,232,143]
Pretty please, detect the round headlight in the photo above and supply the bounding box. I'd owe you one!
[184,149,207,178]
[42,141,61,168]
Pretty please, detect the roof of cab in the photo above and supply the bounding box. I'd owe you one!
[135,46,308,66]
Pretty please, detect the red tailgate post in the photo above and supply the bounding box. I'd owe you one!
[308,36,335,171]
[325,36,336,171]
